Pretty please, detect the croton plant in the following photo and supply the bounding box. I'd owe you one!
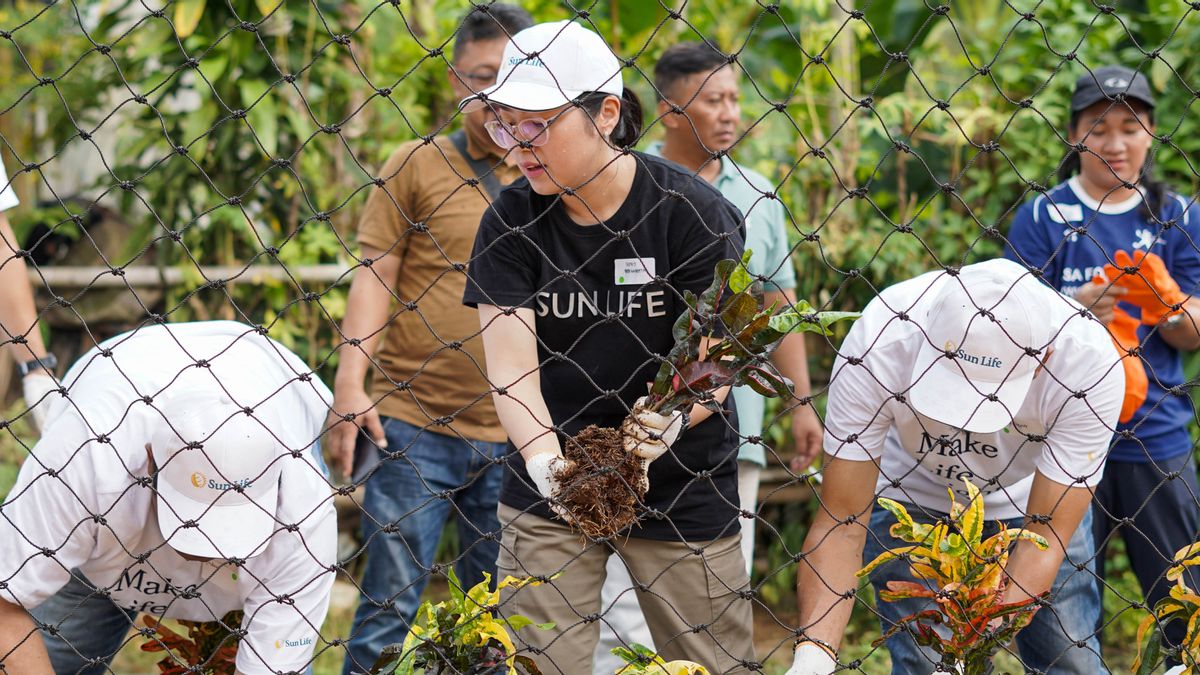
[1134,541,1200,674]
[140,610,243,675]
[858,480,1049,675]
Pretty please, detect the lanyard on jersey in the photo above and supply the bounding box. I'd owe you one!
[449,130,503,201]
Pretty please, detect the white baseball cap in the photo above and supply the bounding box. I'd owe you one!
[909,259,1053,433]
[152,389,284,559]
[460,20,623,113]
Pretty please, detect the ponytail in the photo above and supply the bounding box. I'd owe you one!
[576,88,644,150]
[611,88,643,149]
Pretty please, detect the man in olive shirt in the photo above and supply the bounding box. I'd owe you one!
[329,6,532,674]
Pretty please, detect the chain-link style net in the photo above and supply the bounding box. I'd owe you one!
[2,1,1200,674]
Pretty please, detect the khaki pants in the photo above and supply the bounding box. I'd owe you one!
[496,503,756,675]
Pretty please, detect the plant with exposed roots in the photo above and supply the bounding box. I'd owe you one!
[857,480,1049,675]
[551,250,859,539]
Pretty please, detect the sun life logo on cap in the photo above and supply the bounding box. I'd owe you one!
[1103,76,1130,89]
[942,340,1003,368]
[189,472,206,488]
[509,55,545,69]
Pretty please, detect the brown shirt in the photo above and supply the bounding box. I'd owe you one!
[357,134,518,442]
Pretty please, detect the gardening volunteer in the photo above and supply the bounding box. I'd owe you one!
[1005,65,1200,661]
[0,321,336,675]
[786,259,1123,675]
[460,20,755,675]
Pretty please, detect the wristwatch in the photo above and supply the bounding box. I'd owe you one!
[1163,312,1187,330]
[17,353,57,377]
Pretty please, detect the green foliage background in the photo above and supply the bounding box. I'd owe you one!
[0,0,1197,671]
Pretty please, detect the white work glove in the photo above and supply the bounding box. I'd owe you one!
[620,397,687,495]
[620,397,687,460]
[785,642,839,675]
[22,373,58,433]
[525,451,573,522]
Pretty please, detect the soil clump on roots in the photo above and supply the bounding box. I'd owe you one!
[552,425,645,539]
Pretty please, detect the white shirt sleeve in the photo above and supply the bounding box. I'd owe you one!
[234,480,336,674]
[822,319,899,461]
[0,154,19,212]
[1035,345,1124,488]
[0,415,98,609]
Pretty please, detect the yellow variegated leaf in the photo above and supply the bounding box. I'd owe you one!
[959,479,984,548]
[858,545,922,578]
[877,498,917,540]
[660,660,709,674]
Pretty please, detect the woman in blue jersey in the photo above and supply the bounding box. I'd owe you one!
[1005,65,1200,658]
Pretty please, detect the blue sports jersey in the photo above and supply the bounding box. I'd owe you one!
[1005,176,1200,462]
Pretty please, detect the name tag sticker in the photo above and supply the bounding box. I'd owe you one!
[614,258,656,286]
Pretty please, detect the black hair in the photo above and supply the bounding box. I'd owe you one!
[575,89,644,150]
[452,3,534,62]
[1058,100,1168,224]
[652,41,730,102]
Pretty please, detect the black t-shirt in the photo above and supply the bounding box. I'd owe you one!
[463,151,746,541]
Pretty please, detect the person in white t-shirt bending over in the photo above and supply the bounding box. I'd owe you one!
[786,259,1123,675]
[0,321,337,675]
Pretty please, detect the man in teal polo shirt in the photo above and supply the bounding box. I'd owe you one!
[592,40,821,673]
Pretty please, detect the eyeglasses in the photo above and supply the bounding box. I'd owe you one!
[483,108,575,150]
[484,117,554,150]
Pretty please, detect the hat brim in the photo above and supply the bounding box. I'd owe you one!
[1071,90,1155,112]
[460,80,586,114]
[156,481,279,559]
[908,343,1035,434]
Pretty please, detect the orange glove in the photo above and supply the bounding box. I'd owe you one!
[1103,250,1189,325]
[1095,271,1148,423]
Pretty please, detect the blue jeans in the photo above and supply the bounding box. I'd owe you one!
[342,417,506,675]
[863,504,1104,674]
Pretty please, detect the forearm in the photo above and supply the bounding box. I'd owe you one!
[333,247,399,390]
[1159,297,1200,351]
[0,598,53,674]
[795,513,866,650]
[1002,477,1091,604]
[478,305,559,460]
[0,217,46,364]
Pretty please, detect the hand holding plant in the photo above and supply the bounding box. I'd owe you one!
[611,643,709,674]
[551,251,859,539]
[858,480,1049,675]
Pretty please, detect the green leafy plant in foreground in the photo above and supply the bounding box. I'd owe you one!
[857,480,1049,675]
[611,642,709,674]
[644,249,860,415]
[1133,542,1200,674]
[369,569,553,675]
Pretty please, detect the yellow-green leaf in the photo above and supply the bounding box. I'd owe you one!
[255,0,283,16]
[173,0,205,38]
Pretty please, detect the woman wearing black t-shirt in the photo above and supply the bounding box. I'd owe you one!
[461,20,754,675]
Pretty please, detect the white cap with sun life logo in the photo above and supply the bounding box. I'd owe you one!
[152,390,285,559]
[459,20,623,113]
[909,259,1053,434]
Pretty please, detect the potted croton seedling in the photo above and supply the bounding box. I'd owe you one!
[369,569,553,675]
[550,251,859,539]
[1133,541,1200,675]
[140,610,243,674]
[858,480,1049,675]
